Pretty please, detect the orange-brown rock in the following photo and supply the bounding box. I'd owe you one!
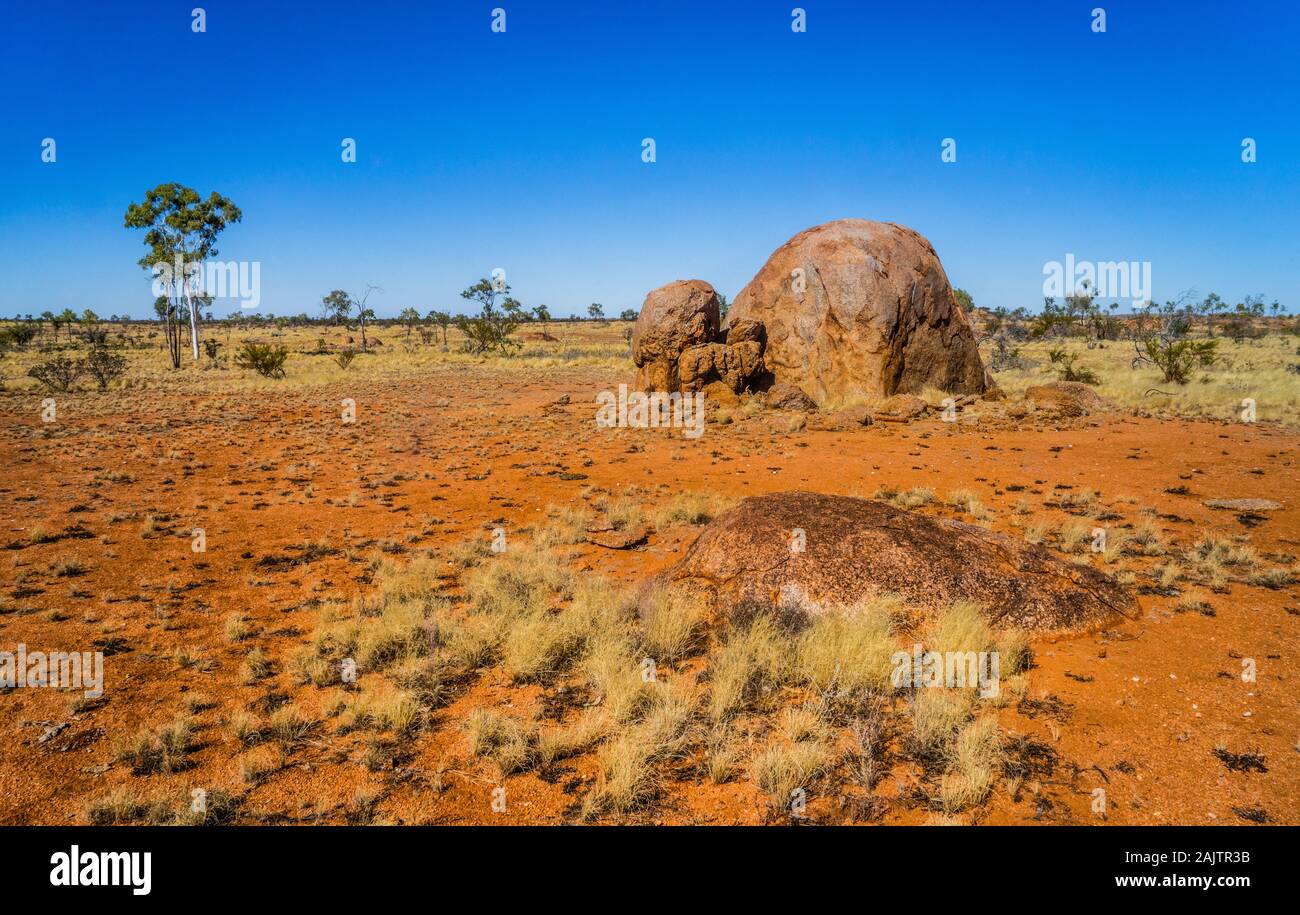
[1025,381,1108,417]
[807,406,872,431]
[678,340,764,393]
[663,491,1138,634]
[765,381,818,412]
[631,280,721,391]
[873,393,930,422]
[728,219,987,406]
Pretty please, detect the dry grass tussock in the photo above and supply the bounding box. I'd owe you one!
[269,505,1039,823]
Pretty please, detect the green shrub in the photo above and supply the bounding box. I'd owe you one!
[1141,337,1217,384]
[334,348,357,370]
[83,347,128,390]
[2,325,38,348]
[457,304,520,356]
[1051,351,1101,385]
[234,342,288,378]
[28,355,83,392]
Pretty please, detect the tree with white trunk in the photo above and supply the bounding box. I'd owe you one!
[125,183,242,366]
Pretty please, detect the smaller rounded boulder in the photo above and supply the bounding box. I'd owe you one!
[631,280,721,392]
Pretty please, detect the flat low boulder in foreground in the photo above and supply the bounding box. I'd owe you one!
[665,491,1138,634]
[1203,498,1282,512]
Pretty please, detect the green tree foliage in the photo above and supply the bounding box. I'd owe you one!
[532,304,554,340]
[124,183,241,366]
[426,309,453,347]
[1,324,38,348]
[457,278,520,355]
[321,286,381,351]
[1047,348,1102,385]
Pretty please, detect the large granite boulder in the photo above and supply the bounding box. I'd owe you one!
[727,219,988,406]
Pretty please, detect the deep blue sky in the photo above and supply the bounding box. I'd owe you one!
[1,0,1296,319]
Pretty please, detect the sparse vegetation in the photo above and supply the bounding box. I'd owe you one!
[27,355,83,392]
[1,308,1295,827]
[116,717,194,775]
[233,342,289,378]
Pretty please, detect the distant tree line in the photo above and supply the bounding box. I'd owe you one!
[960,285,1295,387]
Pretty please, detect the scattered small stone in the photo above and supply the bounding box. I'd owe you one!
[38,722,69,744]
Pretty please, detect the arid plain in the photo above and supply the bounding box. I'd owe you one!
[1,319,1297,825]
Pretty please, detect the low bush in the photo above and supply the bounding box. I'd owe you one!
[28,355,83,392]
[234,342,289,378]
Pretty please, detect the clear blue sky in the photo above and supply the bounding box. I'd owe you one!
[1,0,1296,319]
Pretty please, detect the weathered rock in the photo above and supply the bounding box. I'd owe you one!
[678,340,765,393]
[728,219,987,406]
[1025,381,1107,417]
[1204,498,1283,512]
[873,393,929,422]
[700,380,741,408]
[763,412,807,434]
[677,343,726,390]
[587,524,649,550]
[631,280,721,391]
[766,382,818,411]
[808,406,873,431]
[38,722,70,745]
[724,318,766,345]
[663,491,1138,634]
[631,280,766,395]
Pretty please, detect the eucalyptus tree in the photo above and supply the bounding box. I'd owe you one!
[398,307,422,337]
[321,285,382,352]
[124,183,242,364]
[426,309,452,347]
[502,297,528,324]
[533,304,552,339]
[321,290,352,326]
[57,308,78,343]
[154,295,183,367]
[457,278,520,355]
